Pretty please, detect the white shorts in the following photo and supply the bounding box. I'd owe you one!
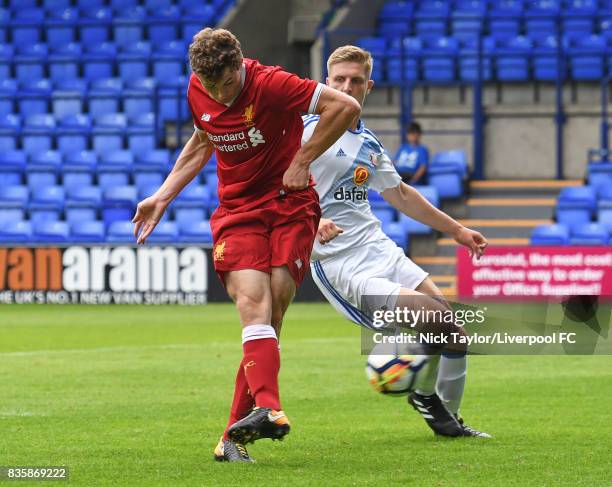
[310,237,429,329]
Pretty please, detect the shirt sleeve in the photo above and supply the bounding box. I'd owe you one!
[300,116,319,145]
[263,68,324,114]
[187,82,205,133]
[370,152,402,193]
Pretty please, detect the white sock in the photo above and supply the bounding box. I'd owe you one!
[415,354,440,396]
[436,355,467,415]
[241,324,277,344]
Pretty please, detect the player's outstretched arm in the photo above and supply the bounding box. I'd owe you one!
[132,131,213,244]
[382,182,488,259]
[283,87,360,190]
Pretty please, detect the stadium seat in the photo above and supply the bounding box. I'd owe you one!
[382,221,409,250]
[596,186,612,234]
[48,43,82,81]
[57,114,91,155]
[89,78,123,117]
[178,220,213,243]
[127,113,156,153]
[0,78,16,117]
[83,42,117,81]
[33,221,69,243]
[414,185,441,207]
[14,43,48,82]
[22,114,56,156]
[530,223,570,245]
[0,220,32,243]
[386,37,422,82]
[415,1,450,39]
[65,185,101,224]
[427,163,464,198]
[495,36,532,82]
[70,220,106,242]
[0,9,8,44]
[569,223,609,245]
[106,220,136,243]
[92,113,127,155]
[113,7,146,48]
[532,36,566,81]
[27,151,62,189]
[63,150,97,189]
[18,79,52,116]
[0,185,28,223]
[43,0,72,8]
[45,8,78,47]
[11,8,44,45]
[29,185,65,223]
[181,5,215,42]
[0,113,20,152]
[0,150,26,186]
[78,7,112,44]
[147,5,181,43]
[98,150,133,189]
[569,35,605,80]
[555,186,597,225]
[51,78,87,119]
[118,42,151,80]
[134,149,168,190]
[399,212,432,235]
[158,76,189,124]
[145,221,178,243]
[587,162,612,192]
[102,185,137,226]
[372,207,395,226]
[123,77,156,117]
[152,40,186,79]
[431,150,468,176]
[0,43,12,80]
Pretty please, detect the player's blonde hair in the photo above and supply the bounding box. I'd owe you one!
[327,45,373,79]
[189,28,243,82]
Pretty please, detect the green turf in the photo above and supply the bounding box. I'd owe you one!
[0,304,610,486]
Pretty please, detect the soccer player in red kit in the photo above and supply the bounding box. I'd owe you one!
[131,28,360,462]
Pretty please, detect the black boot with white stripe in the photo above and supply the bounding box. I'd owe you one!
[455,415,493,438]
[408,392,464,437]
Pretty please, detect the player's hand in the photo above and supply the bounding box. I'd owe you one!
[317,218,343,244]
[132,196,167,245]
[282,161,310,191]
[452,226,488,260]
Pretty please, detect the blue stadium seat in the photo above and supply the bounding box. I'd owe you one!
[415,1,450,39]
[113,7,146,48]
[83,42,117,81]
[488,19,520,40]
[22,114,55,156]
[399,212,432,235]
[145,221,178,243]
[110,0,139,7]
[45,8,78,47]
[14,43,48,81]
[78,7,112,44]
[525,0,560,19]
[458,37,495,81]
[89,78,123,117]
[530,223,570,245]
[27,150,62,189]
[63,150,97,189]
[532,36,566,81]
[152,40,186,79]
[33,221,69,243]
[0,113,20,152]
[102,185,137,226]
[555,186,596,225]
[382,221,409,249]
[0,79,15,119]
[0,43,12,80]
[118,42,151,80]
[51,78,87,119]
[8,0,38,8]
[29,185,65,223]
[0,150,26,186]
[569,223,609,245]
[123,77,155,117]
[174,184,210,210]
[596,186,612,234]
[48,43,82,82]
[372,207,395,226]
[107,220,135,243]
[145,0,174,7]
[525,18,556,40]
[127,113,156,153]
[92,113,127,155]
[427,163,464,198]
[147,5,181,43]
[70,220,106,242]
[158,76,189,124]
[181,5,215,42]
[0,220,32,243]
[0,185,28,223]
[414,185,441,207]
[57,114,91,155]
[386,37,422,82]
[423,37,458,81]
[431,150,468,176]
[587,162,612,192]
[378,1,413,38]
[178,220,213,243]
[134,149,168,190]
[423,58,455,82]
[98,149,133,189]
[18,79,52,116]
[355,37,386,59]
[43,0,72,8]
[495,36,532,81]
[0,9,8,44]
[65,185,101,224]
[569,35,605,80]
[11,8,44,45]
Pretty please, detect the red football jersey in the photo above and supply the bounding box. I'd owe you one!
[187,58,323,210]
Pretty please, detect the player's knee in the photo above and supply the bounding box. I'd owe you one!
[234,290,271,322]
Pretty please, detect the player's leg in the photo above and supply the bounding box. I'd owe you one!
[270,265,297,338]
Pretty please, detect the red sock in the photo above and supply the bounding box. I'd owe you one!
[222,358,255,440]
[242,337,281,410]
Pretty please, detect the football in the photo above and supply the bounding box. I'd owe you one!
[365,344,429,396]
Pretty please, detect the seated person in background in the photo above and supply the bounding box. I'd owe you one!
[393,122,429,185]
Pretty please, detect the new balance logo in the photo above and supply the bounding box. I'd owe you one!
[248,127,266,146]
[336,148,347,157]
[201,113,211,122]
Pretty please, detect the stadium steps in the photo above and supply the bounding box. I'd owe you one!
[469,179,582,197]
[456,219,552,238]
[466,198,557,219]
[435,237,531,256]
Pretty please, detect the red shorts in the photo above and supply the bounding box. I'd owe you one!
[210,187,321,287]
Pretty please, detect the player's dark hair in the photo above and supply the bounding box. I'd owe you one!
[407,122,422,135]
[189,28,243,82]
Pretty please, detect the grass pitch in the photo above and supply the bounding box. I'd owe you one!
[0,303,610,486]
